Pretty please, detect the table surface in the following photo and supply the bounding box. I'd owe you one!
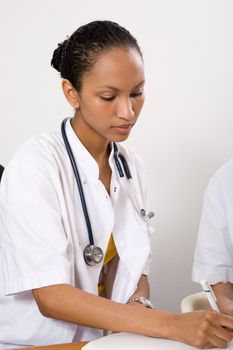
[13,343,87,350]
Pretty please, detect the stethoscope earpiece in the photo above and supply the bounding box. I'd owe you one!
[146,211,155,220]
[140,209,155,220]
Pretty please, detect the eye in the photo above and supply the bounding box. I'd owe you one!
[130,91,143,98]
[100,96,116,101]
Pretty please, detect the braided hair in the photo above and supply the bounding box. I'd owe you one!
[51,20,142,91]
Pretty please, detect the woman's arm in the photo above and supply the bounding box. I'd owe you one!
[212,282,233,316]
[126,274,150,308]
[33,283,233,349]
[130,274,150,298]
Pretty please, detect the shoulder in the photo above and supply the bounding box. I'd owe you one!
[205,159,233,203]
[214,158,233,181]
[17,130,62,158]
[209,159,233,188]
[5,130,64,177]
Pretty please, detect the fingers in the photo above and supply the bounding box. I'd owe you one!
[204,342,216,349]
[211,324,232,343]
[205,313,233,348]
[193,311,232,348]
[206,334,228,349]
[219,313,233,330]
[177,311,233,349]
[195,330,229,348]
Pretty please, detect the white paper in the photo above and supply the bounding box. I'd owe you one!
[82,332,233,350]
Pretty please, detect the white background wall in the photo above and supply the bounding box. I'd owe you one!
[1,0,233,311]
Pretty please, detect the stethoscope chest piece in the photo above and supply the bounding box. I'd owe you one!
[83,244,104,266]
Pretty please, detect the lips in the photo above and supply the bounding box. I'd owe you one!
[112,124,133,135]
[113,124,133,129]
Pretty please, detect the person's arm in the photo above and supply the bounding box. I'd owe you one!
[131,274,150,298]
[33,283,233,349]
[212,282,233,316]
[126,274,150,308]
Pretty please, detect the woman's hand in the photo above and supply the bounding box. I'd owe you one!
[172,310,233,349]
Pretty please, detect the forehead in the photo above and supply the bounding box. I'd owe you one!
[83,48,144,90]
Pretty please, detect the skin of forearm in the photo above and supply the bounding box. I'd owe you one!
[127,275,150,308]
[33,283,178,339]
[129,274,150,299]
[212,282,233,315]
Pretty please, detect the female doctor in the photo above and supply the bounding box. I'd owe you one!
[0,20,233,350]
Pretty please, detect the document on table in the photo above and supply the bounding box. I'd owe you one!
[82,332,233,350]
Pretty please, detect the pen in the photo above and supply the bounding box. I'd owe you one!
[200,279,220,312]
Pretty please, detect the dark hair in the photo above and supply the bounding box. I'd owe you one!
[51,20,142,91]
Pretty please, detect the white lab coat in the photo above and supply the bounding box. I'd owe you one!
[0,119,152,349]
[192,158,233,285]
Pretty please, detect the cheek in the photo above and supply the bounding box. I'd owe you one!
[82,102,112,130]
[81,101,102,120]
[133,97,145,114]
[88,98,113,115]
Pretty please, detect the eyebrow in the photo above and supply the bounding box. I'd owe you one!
[96,80,145,91]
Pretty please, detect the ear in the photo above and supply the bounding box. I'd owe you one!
[62,79,80,108]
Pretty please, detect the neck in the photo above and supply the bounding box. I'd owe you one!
[70,116,110,165]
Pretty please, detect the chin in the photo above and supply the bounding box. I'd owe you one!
[108,130,131,143]
[110,134,130,143]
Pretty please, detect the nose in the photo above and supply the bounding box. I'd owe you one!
[116,97,135,121]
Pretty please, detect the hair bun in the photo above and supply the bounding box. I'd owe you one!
[51,39,68,73]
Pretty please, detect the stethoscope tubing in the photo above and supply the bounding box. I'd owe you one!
[61,118,95,246]
[61,118,154,265]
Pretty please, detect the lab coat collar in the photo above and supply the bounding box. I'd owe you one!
[64,118,116,180]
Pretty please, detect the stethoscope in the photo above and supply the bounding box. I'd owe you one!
[61,118,154,266]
